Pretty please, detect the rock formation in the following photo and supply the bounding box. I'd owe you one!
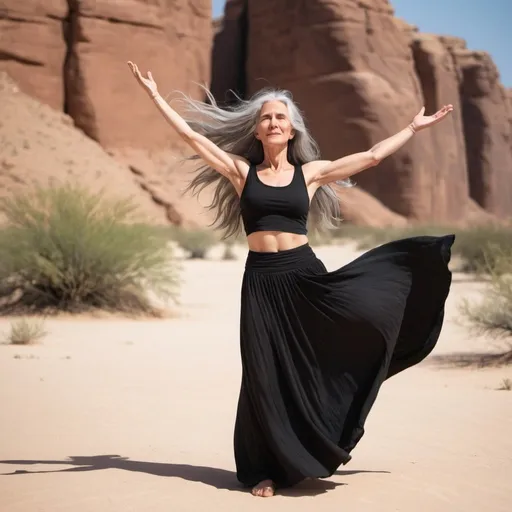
[212,0,512,222]
[0,71,215,227]
[0,0,69,110]
[508,88,512,153]
[0,0,212,150]
[0,72,165,223]
[215,0,442,219]
[337,187,407,227]
[0,0,213,227]
[1,0,510,228]
[64,0,212,149]
[440,37,512,217]
[411,33,470,221]
[210,0,247,104]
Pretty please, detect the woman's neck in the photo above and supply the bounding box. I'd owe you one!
[261,146,291,172]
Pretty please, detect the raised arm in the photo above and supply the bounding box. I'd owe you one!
[310,105,453,186]
[127,62,248,180]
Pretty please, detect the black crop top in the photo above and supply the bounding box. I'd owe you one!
[239,164,310,236]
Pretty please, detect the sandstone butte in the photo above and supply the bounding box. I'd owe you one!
[1,0,511,229]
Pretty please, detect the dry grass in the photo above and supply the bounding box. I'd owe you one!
[329,223,455,250]
[4,317,47,345]
[497,378,512,391]
[460,263,512,338]
[334,223,512,276]
[458,245,512,366]
[452,226,512,274]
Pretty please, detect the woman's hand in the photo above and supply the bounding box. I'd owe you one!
[128,61,158,98]
[410,104,454,132]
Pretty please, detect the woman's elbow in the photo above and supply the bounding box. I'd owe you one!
[367,151,382,167]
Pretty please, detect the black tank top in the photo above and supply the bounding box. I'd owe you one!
[240,164,310,236]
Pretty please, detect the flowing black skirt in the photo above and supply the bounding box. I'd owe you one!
[233,235,455,488]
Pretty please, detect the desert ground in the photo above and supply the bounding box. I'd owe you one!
[0,241,511,512]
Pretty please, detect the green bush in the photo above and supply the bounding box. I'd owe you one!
[460,250,512,335]
[0,184,179,315]
[339,224,456,251]
[336,223,512,276]
[451,225,512,273]
[170,227,217,259]
[459,248,512,365]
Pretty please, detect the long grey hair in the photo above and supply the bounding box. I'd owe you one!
[175,87,353,239]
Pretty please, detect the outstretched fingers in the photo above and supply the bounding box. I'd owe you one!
[127,62,156,86]
[127,61,139,76]
[432,104,453,120]
[127,61,146,81]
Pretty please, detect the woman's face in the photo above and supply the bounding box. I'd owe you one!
[254,100,295,147]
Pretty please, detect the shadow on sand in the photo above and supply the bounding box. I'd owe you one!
[0,454,389,497]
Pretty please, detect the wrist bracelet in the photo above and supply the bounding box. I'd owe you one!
[408,123,417,134]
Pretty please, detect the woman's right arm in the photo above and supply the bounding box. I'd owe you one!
[128,61,248,180]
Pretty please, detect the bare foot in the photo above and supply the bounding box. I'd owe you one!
[251,479,275,497]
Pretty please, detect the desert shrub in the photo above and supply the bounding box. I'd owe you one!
[463,275,512,336]
[4,317,47,345]
[335,223,512,275]
[460,249,512,364]
[170,227,217,259]
[498,378,512,390]
[0,184,179,314]
[460,257,512,337]
[451,225,512,273]
[343,224,455,250]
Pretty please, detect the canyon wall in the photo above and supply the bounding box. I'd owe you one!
[1,0,510,227]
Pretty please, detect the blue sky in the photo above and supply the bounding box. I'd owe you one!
[212,0,511,87]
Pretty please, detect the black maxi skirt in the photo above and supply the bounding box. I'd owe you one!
[233,234,455,489]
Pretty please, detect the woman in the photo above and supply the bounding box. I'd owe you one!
[128,61,455,498]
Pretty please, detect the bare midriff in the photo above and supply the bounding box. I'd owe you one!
[246,231,309,253]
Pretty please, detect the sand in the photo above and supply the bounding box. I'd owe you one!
[0,71,219,229]
[0,242,511,512]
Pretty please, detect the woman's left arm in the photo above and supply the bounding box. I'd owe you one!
[311,104,453,186]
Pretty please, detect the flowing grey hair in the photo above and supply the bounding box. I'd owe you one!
[175,87,353,239]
